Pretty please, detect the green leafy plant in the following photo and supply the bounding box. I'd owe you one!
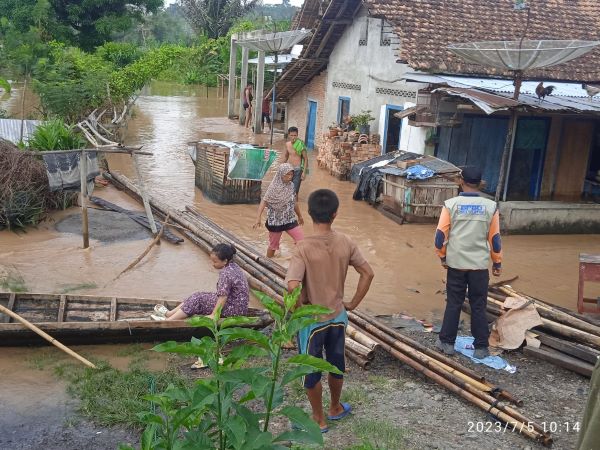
[27,118,85,151]
[124,287,339,450]
[351,110,376,127]
[0,77,11,94]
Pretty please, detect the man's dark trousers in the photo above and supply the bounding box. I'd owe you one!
[439,268,490,349]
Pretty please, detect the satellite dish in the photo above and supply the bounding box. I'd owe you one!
[448,40,600,72]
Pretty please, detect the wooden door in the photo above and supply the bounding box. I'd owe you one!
[553,120,594,201]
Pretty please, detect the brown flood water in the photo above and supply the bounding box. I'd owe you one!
[1,82,600,437]
[2,82,600,320]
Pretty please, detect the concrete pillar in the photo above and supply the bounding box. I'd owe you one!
[253,51,265,134]
[239,47,249,126]
[227,36,237,119]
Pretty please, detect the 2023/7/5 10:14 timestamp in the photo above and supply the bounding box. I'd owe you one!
[542,421,581,433]
[467,421,580,433]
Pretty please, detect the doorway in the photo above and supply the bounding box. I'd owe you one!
[306,100,317,150]
[382,105,403,154]
[506,117,550,200]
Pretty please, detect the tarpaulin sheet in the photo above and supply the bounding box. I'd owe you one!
[199,139,277,181]
[42,151,99,194]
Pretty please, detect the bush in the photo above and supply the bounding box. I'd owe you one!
[27,118,86,151]
[0,139,77,230]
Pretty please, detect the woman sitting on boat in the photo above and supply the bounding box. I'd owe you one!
[152,243,249,321]
[253,162,304,258]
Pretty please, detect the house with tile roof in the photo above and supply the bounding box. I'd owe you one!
[276,0,600,222]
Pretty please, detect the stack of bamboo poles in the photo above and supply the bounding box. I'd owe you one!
[479,285,600,378]
[105,171,381,368]
[347,310,553,447]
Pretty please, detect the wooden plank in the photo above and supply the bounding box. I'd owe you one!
[58,295,67,322]
[3,293,16,323]
[523,345,594,377]
[110,297,117,321]
[536,332,600,364]
[553,119,594,201]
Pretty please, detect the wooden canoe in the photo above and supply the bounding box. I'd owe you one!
[0,292,271,346]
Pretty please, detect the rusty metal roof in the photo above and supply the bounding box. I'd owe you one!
[403,73,600,115]
[0,119,41,144]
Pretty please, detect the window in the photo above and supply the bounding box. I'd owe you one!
[337,97,351,124]
[380,18,391,46]
[359,18,368,46]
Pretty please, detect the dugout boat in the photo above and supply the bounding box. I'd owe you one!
[0,292,271,346]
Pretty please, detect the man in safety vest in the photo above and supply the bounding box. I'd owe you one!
[434,166,502,360]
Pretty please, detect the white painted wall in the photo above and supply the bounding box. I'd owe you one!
[324,7,427,153]
[398,102,428,155]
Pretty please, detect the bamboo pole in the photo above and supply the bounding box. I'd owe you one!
[498,286,600,337]
[131,153,157,235]
[0,304,96,369]
[80,151,89,249]
[345,337,375,360]
[107,171,287,293]
[347,324,379,350]
[351,310,523,406]
[115,215,169,279]
[488,295,600,348]
[348,313,550,444]
[351,310,486,382]
[346,347,371,370]
[181,226,284,300]
[185,206,286,279]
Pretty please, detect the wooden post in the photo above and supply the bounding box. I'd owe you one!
[227,36,238,119]
[0,304,97,368]
[131,153,157,235]
[19,77,27,143]
[80,150,90,248]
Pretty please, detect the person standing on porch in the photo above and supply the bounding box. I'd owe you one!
[253,163,304,258]
[434,166,502,360]
[282,126,308,195]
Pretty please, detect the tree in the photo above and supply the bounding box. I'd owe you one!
[49,0,163,51]
[180,0,259,38]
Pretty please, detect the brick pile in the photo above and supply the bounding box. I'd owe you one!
[317,133,381,180]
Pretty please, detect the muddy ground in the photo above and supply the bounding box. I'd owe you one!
[0,319,591,450]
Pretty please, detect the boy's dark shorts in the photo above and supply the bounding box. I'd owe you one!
[297,312,347,389]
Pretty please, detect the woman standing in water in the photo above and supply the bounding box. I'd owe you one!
[152,243,249,321]
[254,163,304,258]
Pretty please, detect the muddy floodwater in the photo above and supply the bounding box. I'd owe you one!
[3,81,600,319]
[2,81,600,449]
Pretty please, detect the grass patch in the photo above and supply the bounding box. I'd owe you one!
[341,385,370,406]
[0,271,27,292]
[58,282,97,294]
[55,360,191,429]
[350,418,407,450]
[368,375,393,389]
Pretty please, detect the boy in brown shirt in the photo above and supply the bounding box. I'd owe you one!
[285,189,374,432]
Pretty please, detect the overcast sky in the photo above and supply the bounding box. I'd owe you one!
[164,0,305,6]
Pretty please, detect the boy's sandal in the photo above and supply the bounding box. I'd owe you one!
[327,402,352,421]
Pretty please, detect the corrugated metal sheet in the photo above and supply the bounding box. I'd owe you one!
[0,119,42,144]
[404,72,600,115]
